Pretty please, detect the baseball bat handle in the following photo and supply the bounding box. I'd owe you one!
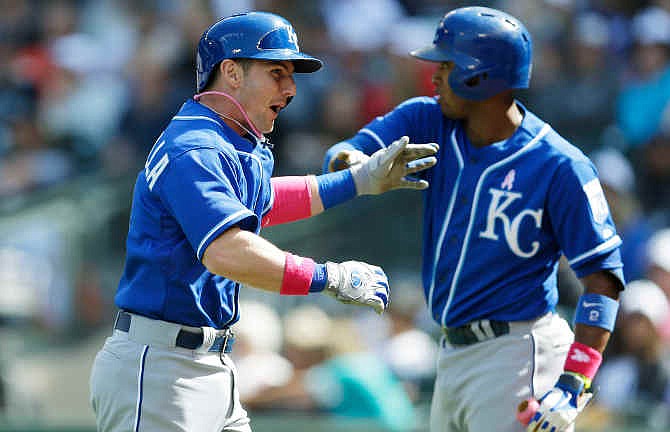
[516,398,539,426]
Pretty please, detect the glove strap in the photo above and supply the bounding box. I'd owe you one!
[556,372,585,396]
[564,342,602,385]
[280,253,316,296]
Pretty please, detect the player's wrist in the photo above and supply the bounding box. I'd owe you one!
[280,253,316,296]
[315,169,357,208]
[309,263,328,292]
[563,341,602,384]
[563,371,591,390]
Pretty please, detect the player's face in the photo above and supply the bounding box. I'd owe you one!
[238,60,296,133]
[432,61,471,119]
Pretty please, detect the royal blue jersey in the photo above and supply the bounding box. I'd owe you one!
[115,99,274,328]
[324,97,624,328]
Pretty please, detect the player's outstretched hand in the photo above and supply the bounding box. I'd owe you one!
[348,136,438,195]
[525,373,593,432]
[323,261,390,314]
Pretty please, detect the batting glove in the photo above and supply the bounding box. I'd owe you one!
[328,149,370,172]
[347,136,438,195]
[526,373,593,432]
[323,261,390,314]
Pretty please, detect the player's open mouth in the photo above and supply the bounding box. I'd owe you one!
[270,104,282,114]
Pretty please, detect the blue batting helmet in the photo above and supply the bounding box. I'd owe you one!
[410,7,532,100]
[196,12,323,92]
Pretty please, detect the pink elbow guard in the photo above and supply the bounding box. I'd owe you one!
[262,177,312,227]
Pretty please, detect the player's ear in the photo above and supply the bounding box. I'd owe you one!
[220,59,243,88]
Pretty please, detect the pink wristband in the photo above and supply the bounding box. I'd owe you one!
[563,341,602,379]
[280,253,316,296]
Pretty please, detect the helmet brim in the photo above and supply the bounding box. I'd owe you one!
[409,45,446,62]
[252,50,323,73]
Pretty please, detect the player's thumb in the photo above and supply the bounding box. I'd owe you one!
[382,136,409,173]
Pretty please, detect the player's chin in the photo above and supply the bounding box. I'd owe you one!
[262,120,275,134]
[440,102,465,120]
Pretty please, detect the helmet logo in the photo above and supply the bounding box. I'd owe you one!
[259,25,300,51]
[287,27,299,50]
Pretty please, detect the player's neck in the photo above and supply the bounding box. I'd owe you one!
[198,96,254,138]
[465,100,523,148]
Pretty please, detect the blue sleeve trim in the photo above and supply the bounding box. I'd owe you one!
[574,293,619,332]
[571,247,625,288]
[316,169,357,209]
[568,235,622,267]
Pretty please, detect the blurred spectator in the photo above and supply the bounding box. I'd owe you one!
[596,279,670,430]
[232,300,294,406]
[616,6,670,147]
[245,305,417,431]
[382,286,438,402]
[645,228,670,341]
[632,131,670,219]
[39,33,128,166]
[591,147,656,281]
[529,12,618,151]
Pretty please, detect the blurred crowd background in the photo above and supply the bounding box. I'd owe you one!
[1,0,670,431]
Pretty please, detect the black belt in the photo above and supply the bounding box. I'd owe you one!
[444,319,510,346]
[114,311,234,353]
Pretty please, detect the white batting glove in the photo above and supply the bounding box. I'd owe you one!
[328,149,370,172]
[527,373,593,432]
[345,136,439,195]
[323,261,390,314]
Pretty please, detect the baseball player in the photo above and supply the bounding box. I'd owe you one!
[324,7,624,432]
[89,12,437,432]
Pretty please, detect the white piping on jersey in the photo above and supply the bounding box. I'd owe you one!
[428,128,464,312]
[236,150,264,215]
[567,234,622,266]
[361,128,387,149]
[146,137,166,168]
[197,209,255,259]
[173,115,223,128]
[440,123,551,327]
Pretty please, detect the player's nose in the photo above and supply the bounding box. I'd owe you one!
[281,75,297,98]
[431,72,443,88]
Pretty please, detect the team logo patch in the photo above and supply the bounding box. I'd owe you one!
[351,271,362,288]
[583,179,609,224]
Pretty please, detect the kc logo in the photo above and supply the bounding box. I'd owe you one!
[479,188,543,258]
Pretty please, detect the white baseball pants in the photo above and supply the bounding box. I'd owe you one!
[89,315,251,432]
[430,313,574,432]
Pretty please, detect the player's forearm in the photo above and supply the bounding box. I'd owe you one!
[202,226,286,292]
[575,271,622,352]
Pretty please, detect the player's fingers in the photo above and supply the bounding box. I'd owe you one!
[405,156,437,175]
[396,178,430,190]
[365,296,385,314]
[402,143,439,159]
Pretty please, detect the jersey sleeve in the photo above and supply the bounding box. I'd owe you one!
[547,158,624,281]
[322,97,431,173]
[154,148,258,261]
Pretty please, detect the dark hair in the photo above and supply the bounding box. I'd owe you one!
[201,59,254,91]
